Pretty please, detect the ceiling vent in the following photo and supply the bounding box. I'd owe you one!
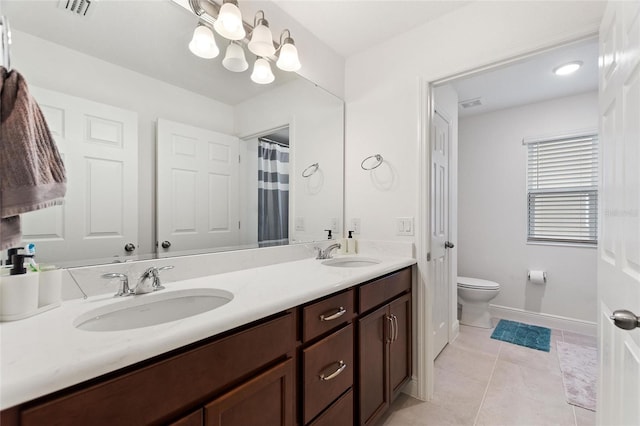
[58,0,94,16]
[459,98,483,109]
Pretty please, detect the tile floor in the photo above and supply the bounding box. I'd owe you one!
[378,321,598,426]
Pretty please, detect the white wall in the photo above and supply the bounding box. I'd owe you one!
[458,91,598,322]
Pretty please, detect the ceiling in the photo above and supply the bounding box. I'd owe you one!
[3,0,297,105]
[5,0,598,113]
[271,0,472,58]
[449,38,599,117]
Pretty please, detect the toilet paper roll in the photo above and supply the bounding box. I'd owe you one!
[528,270,546,284]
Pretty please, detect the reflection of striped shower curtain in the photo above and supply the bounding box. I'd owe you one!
[258,139,289,247]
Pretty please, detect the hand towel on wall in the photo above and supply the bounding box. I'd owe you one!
[0,66,66,249]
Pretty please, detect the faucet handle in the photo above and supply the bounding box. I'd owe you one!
[151,265,174,290]
[102,272,131,297]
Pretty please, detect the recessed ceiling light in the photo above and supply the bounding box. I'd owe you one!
[553,61,583,76]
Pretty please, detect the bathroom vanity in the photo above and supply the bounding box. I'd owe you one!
[0,256,414,426]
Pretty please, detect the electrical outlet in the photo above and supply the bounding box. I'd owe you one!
[396,217,414,236]
[295,217,305,232]
[351,218,361,234]
[330,217,339,232]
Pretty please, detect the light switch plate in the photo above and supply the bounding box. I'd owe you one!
[396,217,414,236]
[350,218,361,234]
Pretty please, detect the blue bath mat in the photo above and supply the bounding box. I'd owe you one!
[490,319,551,352]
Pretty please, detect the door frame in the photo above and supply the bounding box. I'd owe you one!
[415,32,599,400]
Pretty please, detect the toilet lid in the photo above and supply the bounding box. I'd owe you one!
[457,276,500,290]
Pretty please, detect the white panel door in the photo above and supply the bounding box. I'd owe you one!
[431,109,451,358]
[21,87,138,262]
[157,119,240,255]
[597,1,640,425]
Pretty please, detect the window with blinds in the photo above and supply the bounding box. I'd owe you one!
[526,133,598,245]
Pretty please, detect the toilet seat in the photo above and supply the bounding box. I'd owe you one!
[457,276,500,290]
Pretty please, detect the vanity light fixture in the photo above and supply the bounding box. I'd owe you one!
[222,41,249,72]
[553,61,583,76]
[248,11,275,57]
[187,0,302,82]
[213,0,245,40]
[188,23,219,59]
[276,29,301,72]
[251,57,275,84]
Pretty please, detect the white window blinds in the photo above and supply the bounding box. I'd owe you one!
[526,133,598,245]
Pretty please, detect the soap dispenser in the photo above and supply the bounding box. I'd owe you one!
[347,230,357,254]
[0,253,39,321]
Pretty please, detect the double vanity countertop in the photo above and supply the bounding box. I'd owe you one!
[0,254,416,410]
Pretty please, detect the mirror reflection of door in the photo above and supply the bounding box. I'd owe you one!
[156,119,240,257]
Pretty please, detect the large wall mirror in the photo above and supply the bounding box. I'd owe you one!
[4,0,344,267]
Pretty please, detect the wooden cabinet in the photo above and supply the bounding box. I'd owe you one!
[358,272,412,426]
[204,359,294,426]
[16,312,295,426]
[302,324,354,423]
[1,267,412,426]
[302,289,354,342]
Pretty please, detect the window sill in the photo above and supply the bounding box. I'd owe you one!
[526,241,597,249]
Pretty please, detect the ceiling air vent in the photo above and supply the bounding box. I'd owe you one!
[459,97,483,109]
[58,0,93,16]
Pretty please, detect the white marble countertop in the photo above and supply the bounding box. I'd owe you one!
[0,254,415,410]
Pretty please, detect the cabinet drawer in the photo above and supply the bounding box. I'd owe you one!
[359,267,411,314]
[303,289,354,342]
[308,389,353,426]
[303,324,354,424]
[20,313,295,426]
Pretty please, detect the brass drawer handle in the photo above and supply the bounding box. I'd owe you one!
[319,360,347,381]
[319,306,346,322]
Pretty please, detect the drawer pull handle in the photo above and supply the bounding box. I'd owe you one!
[319,360,347,381]
[392,314,399,342]
[319,307,346,322]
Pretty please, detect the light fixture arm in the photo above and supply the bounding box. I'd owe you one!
[189,0,280,51]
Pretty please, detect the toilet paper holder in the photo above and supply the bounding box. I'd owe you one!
[527,271,547,283]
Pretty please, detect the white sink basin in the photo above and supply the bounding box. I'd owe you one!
[74,288,233,332]
[321,256,381,268]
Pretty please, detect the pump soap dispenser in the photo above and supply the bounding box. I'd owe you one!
[347,230,357,254]
[0,253,39,321]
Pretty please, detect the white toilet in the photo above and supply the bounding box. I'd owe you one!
[457,276,501,328]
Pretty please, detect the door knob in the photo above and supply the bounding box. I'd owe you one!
[445,241,455,249]
[161,240,171,249]
[124,243,136,252]
[610,309,640,330]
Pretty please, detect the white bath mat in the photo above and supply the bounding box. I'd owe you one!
[556,341,597,411]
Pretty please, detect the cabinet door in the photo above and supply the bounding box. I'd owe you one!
[389,293,411,398]
[358,304,389,426]
[204,359,294,426]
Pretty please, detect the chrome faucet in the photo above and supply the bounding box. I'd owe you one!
[102,272,132,297]
[316,243,341,260]
[134,265,174,294]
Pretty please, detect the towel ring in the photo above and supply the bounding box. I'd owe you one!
[361,154,383,171]
[302,162,319,178]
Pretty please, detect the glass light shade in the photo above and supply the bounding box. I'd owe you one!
[188,25,219,59]
[276,41,301,72]
[251,58,275,84]
[222,43,249,72]
[248,21,275,57]
[213,1,246,41]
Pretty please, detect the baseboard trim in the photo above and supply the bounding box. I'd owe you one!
[489,304,596,336]
[402,376,423,401]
